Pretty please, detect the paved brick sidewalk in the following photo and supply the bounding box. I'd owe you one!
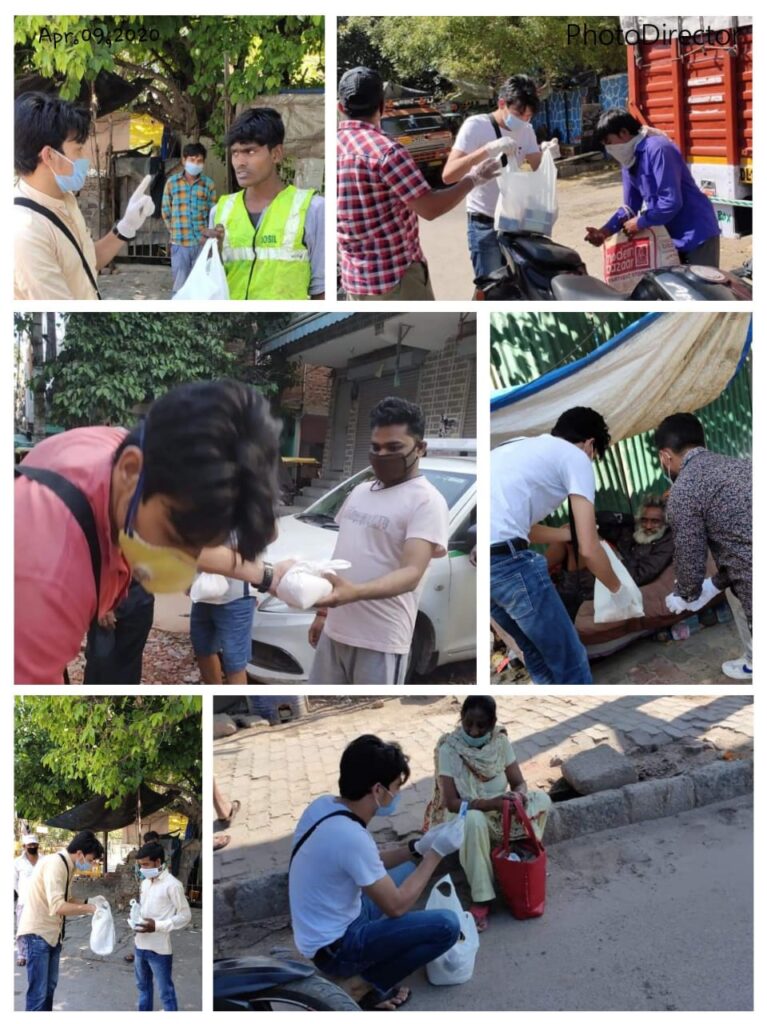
[213,694,752,888]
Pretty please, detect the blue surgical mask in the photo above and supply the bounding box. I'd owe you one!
[504,111,528,133]
[184,162,203,176]
[140,867,160,879]
[52,150,89,192]
[74,859,91,871]
[462,729,491,748]
[374,785,401,817]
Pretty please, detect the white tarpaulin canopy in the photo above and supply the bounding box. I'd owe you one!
[491,312,751,447]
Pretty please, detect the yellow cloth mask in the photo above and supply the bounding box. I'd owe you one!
[118,529,197,594]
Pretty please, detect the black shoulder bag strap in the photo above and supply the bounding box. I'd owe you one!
[16,466,102,682]
[14,197,102,299]
[57,852,72,941]
[289,810,366,869]
[487,113,509,168]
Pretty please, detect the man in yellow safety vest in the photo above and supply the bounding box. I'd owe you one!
[206,107,324,300]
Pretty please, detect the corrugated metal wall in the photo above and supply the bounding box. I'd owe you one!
[490,312,751,518]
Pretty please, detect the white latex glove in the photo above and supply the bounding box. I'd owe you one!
[607,582,642,617]
[541,138,561,160]
[665,592,688,615]
[466,157,502,188]
[485,137,518,158]
[666,577,721,615]
[431,816,465,857]
[117,174,155,238]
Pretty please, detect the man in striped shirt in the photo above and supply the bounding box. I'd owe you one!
[337,67,501,300]
[161,143,216,293]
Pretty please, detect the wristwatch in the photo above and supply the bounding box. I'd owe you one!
[408,838,423,861]
[256,562,274,593]
[112,223,132,242]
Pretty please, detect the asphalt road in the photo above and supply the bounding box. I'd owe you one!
[234,796,752,1012]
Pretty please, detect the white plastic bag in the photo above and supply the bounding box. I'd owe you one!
[89,894,115,956]
[128,898,145,930]
[593,541,644,623]
[173,238,229,300]
[425,875,479,986]
[190,572,230,604]
[494,148,559,235]
[275,559,352,610]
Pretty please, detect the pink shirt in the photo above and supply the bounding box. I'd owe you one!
[325,475,449,655]
[15,427,131,684]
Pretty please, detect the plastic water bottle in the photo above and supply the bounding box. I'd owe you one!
[459,801,469,819]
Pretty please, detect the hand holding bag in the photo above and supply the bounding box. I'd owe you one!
[173,237,230,300]
[491,793,547,919]
[494,148,559,235]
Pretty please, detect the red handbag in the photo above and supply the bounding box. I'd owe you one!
[491,793,547,919]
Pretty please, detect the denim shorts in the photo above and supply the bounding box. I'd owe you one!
[189,596,255,674]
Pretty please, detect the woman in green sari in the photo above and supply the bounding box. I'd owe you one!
[425,695,551,931]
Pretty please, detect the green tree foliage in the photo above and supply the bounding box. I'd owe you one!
[45,312,300,428]
[15,15,324,140]
[14,696,202,827]
[343,17,625,89]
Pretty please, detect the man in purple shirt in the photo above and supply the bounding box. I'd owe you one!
[585,108,721,267]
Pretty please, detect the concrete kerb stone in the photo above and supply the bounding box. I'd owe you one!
[214,759,753,930]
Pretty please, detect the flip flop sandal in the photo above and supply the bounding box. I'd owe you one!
[218,799,241,828]
[469,904,490,932]
[17,958,26,967]
[214,834,231,852]
[124,954,135,963]
[358,986,412,1011]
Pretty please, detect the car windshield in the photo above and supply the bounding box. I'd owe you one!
[296,467,474,529]
[382,115,446,134]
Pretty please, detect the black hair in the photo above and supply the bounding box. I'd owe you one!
[136,842,165,863]
[552,407,611,459]
[114,379,281,561]
[654,413,706,453]
[225,108,284,150]
[15,92,91,175]
[182,142,207,159]
[498,75,540,115]
[339,734,411,800]
[595,108,643,145]
[142,830,160,843]
[369,397,425,441]
[67,830,104,858]
[461,695,497,724]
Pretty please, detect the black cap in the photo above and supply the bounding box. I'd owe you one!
[338,67,384,115]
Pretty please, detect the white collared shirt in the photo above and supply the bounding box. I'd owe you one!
[134,868,191,955]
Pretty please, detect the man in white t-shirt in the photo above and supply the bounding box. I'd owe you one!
[490,407,623,684]
[289,734,464,1010]
[307,397,449,684]
[443,75,558,282]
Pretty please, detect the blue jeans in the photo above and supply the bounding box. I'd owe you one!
[135,948,178,1011]
[25,934,61,1011]
[467,216,505,280]
[170,243,203,293]
[314,862,460,998]
[491,549,593,684]
[190,595,255,675]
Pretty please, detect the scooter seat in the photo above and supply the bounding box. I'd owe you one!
[551,274,625,301]
[501,234,585,269]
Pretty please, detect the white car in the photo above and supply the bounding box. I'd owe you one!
[248,449,476,683]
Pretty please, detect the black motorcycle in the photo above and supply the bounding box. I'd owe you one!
[214,955,360,1011]
[475,231,752,301]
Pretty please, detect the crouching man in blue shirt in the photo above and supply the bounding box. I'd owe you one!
[585,108,721,267]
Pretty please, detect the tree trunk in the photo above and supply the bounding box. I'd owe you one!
[44,313,57,363]
[29,313,46,443]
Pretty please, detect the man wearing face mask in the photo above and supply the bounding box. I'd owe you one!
[161,142,217,294]
[15,379,294,684]
[306,397,449,684]
[17,830,102,1011]
[14,835,41,968]
[490,407,626,685]
[289,735,463,1010]
[585,108,721,268]
[443,74,559,281]
[132,842,192,1012]
[655,413,752,680]
[14,92,156,300]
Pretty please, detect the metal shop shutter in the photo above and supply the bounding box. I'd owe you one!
[351,370,420,472]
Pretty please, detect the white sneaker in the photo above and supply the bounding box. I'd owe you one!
[721,659,753,680]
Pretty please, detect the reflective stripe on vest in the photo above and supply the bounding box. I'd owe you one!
[214,186,313,299]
